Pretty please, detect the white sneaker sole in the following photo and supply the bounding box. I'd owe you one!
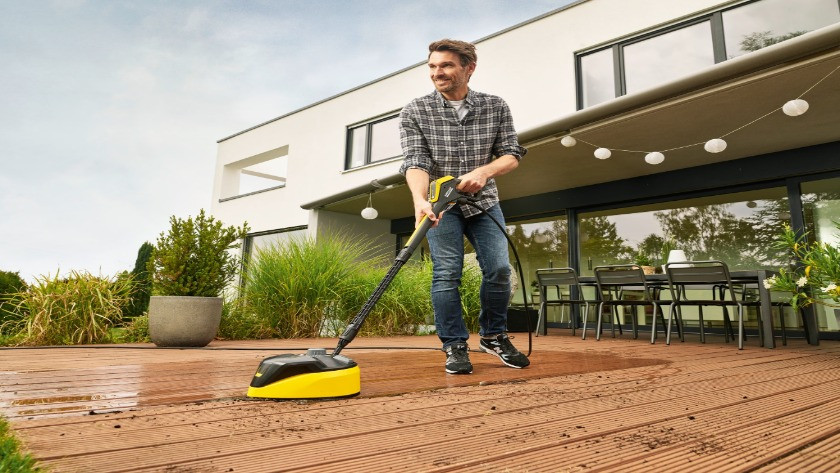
[445,367,473,374]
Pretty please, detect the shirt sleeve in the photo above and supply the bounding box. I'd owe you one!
[492,99,527,161]
[398,103,434,176]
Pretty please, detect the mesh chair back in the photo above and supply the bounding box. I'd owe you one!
[536,268,580,288]
[665,260,736,302]
[593,264,653,301]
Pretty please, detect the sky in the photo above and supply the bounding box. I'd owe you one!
[0,0,575,283]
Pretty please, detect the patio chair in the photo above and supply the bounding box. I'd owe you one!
[587,264,664,342]
[720,280,807,346]
[664,261,759,349]
[534,268,594,337]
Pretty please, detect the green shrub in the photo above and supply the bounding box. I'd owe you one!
[0,270,27,327]
[4,270,132,346]
[126,241,154,317]
[0,416,40,472]
[120,314,150,343]
[149,209,249,297]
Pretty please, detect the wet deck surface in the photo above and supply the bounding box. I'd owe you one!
[1,332,839,472]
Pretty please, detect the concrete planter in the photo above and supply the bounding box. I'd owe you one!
[148,296,222,347]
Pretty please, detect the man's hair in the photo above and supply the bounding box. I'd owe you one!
[428,39,477,66]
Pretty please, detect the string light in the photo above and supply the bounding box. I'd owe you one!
[782,99,809,116]
[563,63,838,165]
[594,148,611,159]
[645,152,665,165]
[704,138,727,153]
[560,135,577,147]
[361,193,378,219]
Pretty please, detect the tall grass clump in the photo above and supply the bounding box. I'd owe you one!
[340,259,433,336]
[3,270,132,346]
[0,416,41,472]
[341,257,484,336]
[242,233,373,338]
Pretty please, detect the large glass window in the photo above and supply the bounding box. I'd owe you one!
[623,21,715,94]
[801,177,840,332]
[579,47,615,108]
[578,187,790,276]
[575,0,840,108]
[346,114,402,169]
[245,227,308,261]
[722,0,840,58]
[578,187,790,333]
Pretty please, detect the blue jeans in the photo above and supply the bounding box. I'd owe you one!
[426,204,510,349]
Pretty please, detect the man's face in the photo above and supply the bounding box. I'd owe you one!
[428,50,474,99]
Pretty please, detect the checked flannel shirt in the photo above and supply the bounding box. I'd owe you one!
[398,89,527,217]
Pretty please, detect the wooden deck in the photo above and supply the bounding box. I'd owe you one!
[1,331,838,472]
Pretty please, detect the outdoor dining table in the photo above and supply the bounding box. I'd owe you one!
[576,270,817,349]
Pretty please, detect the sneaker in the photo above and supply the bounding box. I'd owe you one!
[479,333,530,369]
[444,343,473,374]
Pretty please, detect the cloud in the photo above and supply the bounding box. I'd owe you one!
[0,0,573,282]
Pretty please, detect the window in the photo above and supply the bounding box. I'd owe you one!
[722,0,839,58]
[244,227,308,262]
[577,188,790,276]
[800,177,840,332]
[623,21,715,94]
[578,47,615,108]
[577,187,790,332]
[576,0,840,108]
[346,114,402,169]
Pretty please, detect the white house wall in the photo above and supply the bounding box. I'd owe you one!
[211,0,735,234]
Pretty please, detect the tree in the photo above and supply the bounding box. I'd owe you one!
[0,270,27,326]
[125,242,154,317]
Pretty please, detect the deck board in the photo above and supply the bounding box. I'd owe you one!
[1,332,838,472]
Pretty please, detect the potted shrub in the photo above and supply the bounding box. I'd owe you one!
[147,210,249,347]
[633,251,657,275]
[764,222,840,315]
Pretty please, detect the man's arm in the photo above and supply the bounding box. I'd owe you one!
[456,154,519,194]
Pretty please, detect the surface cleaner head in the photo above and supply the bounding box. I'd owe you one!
[247,348,360,400]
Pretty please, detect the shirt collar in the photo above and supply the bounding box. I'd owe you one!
[434,88,477,107]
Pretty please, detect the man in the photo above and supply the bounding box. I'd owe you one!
[398,39,529,374]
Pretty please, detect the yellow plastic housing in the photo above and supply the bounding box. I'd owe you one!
[246,365,361,400]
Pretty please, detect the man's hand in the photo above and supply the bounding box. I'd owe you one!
[457,154,519,194]
[413,198,437,227]
[456,168,489,194]
[406,168,439,227]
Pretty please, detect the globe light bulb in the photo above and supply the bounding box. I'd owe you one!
[361,207,378,219]
[704,138,727,153]
[594,148,611,160]
[782,99,809,117]
[645,152,665,165]
[560,135,577,147]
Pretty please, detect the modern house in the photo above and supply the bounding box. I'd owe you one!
[211,0,840,341]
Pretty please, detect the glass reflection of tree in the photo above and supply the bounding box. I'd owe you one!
[744,198,792,268]
[506,219,569,270]
[740,30,807,53]
[652,201,792,270]
[580,216,634,269]
[654,205,761,267]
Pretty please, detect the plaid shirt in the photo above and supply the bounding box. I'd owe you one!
[399,89,526,217]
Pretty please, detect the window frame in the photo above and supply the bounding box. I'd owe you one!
[574,0,839,109]
[345,112,402,170]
